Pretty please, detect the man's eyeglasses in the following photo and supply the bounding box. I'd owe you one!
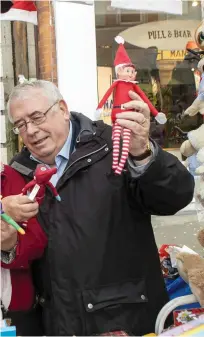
[13,101,59,135]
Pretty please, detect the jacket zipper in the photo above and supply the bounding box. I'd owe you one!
[60,143,108,179]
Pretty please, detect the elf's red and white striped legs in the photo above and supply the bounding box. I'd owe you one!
[115,127,131,175]
[112,122,131,175]
[112,122,121,170]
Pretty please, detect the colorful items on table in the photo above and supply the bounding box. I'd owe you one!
[166,276,200,310]
[159,244,178,279]
[173,308,204,326]
[158,314,204,336]
[180,325,204,336]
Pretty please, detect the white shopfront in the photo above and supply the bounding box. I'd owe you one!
[54,1,98,120]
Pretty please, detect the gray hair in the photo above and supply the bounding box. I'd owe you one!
[7,80,64,123]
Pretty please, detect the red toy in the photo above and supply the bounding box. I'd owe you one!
[22,164,61,204]
[159,244,178,279]
[97,36,167,175]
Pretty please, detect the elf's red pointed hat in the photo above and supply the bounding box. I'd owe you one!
[114,36,135,72]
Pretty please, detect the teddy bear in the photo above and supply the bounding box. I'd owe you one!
[198,228,204,247]
[183,57,204,117]
[184,20,204,117]
[180,123,204,176]
[180,51,204,176]
[176,228,204,307]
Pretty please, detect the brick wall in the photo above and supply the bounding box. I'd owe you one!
[36,1,58,84]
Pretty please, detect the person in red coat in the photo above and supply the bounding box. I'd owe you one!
[1,163,47,336]
[97,36,167,175]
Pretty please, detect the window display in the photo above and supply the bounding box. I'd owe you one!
[95,0,202,149]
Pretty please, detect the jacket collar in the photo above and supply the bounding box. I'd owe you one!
[71,111,95,140]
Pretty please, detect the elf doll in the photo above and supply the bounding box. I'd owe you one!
[97,36,167,175]
[22,164,61,204]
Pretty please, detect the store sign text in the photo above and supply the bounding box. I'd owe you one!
[157,50,187,61]
[148,30,192,40]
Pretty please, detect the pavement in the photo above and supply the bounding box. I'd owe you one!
[152,199,204,256]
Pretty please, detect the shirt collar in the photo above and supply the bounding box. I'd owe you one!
[30,121,73,164]
[57,121,72,161]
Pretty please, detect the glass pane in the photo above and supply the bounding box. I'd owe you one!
[95,0,202,149]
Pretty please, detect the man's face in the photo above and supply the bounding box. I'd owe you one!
[10,89,70,164]
[117,66,136,81]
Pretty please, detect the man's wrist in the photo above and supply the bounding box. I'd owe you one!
[132,155,152,166]
[129,140,154,167]
[129,140,152,161]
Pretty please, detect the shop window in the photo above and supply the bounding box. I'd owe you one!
[95,0,202,149]
[146,13,159,23]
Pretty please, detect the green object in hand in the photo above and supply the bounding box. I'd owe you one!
[1,213,25,235]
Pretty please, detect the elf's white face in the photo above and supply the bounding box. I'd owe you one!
[117,66,136,81]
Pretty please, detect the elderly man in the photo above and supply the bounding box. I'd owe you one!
[2,80,194,336]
